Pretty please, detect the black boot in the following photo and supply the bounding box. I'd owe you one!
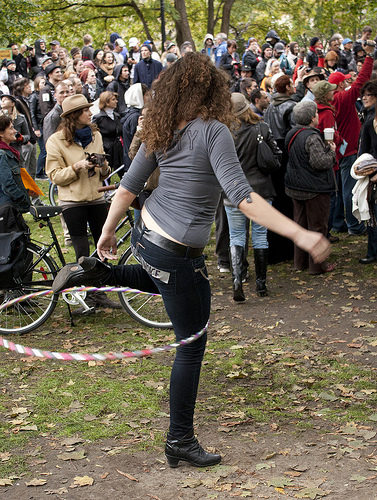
[230,245,245,302]
[52,256,112,293]
[254,248,268,297]
[165,430,221,468]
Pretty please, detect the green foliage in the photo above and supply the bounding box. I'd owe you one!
[3,0,377,50]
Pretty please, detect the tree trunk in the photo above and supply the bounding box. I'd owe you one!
[220,0,236,35]
[207,0,215,35]
[174,0,195,50]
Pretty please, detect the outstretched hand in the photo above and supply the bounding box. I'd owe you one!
[294,230,331,263]
[97,233,118,261]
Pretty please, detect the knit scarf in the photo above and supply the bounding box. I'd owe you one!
[0,140,20,161]
[74,126,93,148]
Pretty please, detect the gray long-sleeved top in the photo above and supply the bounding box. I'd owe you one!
[121,117,253,247]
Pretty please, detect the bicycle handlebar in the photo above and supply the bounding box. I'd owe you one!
[98,182,119,192]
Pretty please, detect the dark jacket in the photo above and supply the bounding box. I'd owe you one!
[242,50,259,74]
[30,39,47,78]
[82,45,94,61]
[231,120,280,199]
[219,51,240,82]
[107,64,130,116]
[43,103,62,144]
[92,110,123,170]
[0,149,30,212]
[5,68,21,93]
[39,80,56,120]
[285,127,336,193]
[255,57,269,85]
[122,107,141,169]
[307,48,319,68]
[29,91,43,131]
[133,57,162,88]
[359,118,377,160]
[12,53,28,78]
[264,94,297,142]
[82,82,101,103]
[14,96,37,144]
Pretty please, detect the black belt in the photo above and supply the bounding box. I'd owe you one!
[136,219,204,258]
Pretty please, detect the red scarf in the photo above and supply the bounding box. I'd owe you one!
[0,141,20,161]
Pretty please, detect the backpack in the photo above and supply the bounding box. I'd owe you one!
[0,203,30,289]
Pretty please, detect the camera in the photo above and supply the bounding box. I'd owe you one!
[85,152,108,177]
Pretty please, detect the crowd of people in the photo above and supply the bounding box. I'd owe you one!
[0,27,376,293]
[1,24,376,469]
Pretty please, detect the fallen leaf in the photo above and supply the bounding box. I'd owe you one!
[181,477,202,488]
[350,474,366,482]
[0,478,12,486]
[73,475,94,486]
[45,487,68,495]
[61,437,84,446]
[58,451,86,461]
[295,487,329,498]
[267,477,292,488]
[25,478,47,486]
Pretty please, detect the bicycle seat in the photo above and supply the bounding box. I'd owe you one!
[29,205,63,220]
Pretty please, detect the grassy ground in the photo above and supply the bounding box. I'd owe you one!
[0,184,377,498]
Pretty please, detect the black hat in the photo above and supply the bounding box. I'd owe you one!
[45,63,58,77]
[310,36,320,47]
[241,65,252,72]
[6,60,16,68]
[353,43,364,55]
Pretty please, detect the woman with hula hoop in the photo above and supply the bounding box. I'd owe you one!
[53,52,330,468]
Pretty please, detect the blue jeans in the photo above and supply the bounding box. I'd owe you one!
[339,155,365,235]
[36,129,47,177]
[329,170,347,232]
[224,202,271,249]
[107,226,210,438]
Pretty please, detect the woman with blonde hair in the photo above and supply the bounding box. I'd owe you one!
[92,91,123,172]
[225,93,281,299]
[53,53,330,466]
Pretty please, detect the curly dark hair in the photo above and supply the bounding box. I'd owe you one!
[361,79,377,97]
[57,109,97,145]
[140,52,234,154]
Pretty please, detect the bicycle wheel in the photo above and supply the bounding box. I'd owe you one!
[117,247,172,329]
[0,243,58,335]
[49,183,58,206]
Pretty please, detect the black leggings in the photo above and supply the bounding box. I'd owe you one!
[62,203,108,260]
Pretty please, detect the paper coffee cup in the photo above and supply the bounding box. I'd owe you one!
[324,127,334,141]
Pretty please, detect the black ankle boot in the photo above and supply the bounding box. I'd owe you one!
[52,256,112,293]
[230,245,245,302]
[254,248,268,297]
[165,430,221,468]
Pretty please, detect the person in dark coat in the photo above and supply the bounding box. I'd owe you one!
[219,40,240,84]
[92,91,123,173]
[106,64,130,117]
[285,100,336,274]
[133,43,162,89]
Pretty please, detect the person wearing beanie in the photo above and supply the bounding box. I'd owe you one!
[133,43,162,88]
[3,60,20,93]
[307,36,323,68]
[39,63,63,120]
[70,47,81,60]
[264,29,280,47]
[285,100,336,274]
[255,43,273,85]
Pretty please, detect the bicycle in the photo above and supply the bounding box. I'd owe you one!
[0,204,172,335]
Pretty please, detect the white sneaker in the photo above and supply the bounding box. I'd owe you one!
[217,265,230,273]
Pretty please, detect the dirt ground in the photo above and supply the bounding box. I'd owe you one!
[2,234,377,500]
